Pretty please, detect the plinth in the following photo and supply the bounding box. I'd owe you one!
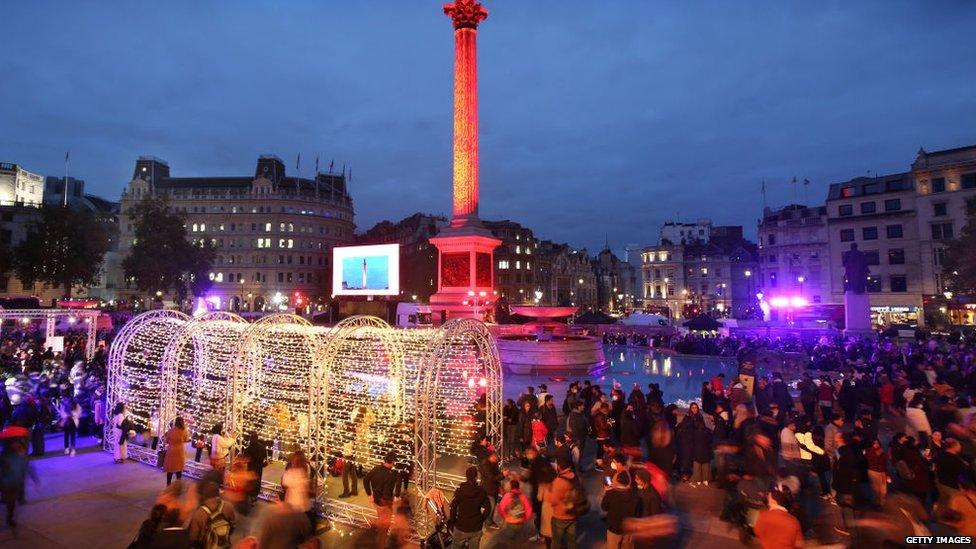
[429,224,500,320]
[844,291,875,338]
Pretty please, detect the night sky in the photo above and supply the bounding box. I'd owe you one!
[2,1,975,253]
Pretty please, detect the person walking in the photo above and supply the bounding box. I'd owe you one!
[754,488,803,549]
[0,441,37,531]
[676,403,712,485]
[503,399,519,460]
[602,470,639,549]
[112,402,130,463]
[449,466,490,549]
[60,399,81,456]
[364,451,397,547]
[187,480,235,549]
[547,456,584,549]
[542,395,559,450]
[281,451,314,530]
[479,451,503,529]
[162,417,189,486]
[209,424,234,475]
[865,438,888,506]
[491,479,535,547]
[243,432,268,504]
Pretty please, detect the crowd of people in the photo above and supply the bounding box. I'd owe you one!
[10,315,976,548]
[0,325,112,531]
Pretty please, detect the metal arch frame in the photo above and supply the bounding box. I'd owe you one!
[413,317,503,537]
[309,315,407,528]
[104,309,190,458]
[228,313,314,451]
[0,308,102,359]
[158,311,248,436]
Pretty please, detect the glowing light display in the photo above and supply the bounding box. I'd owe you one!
[108,312,502,535]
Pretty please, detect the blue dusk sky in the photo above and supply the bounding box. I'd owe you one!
[2,1,975,252]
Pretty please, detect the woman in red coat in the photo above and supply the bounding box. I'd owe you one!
[531,412,549,450]
[162,417,189,486]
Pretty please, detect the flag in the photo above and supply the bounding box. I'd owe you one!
[296,153,301,172]
[315,155,320,174]
[803,178,810,186]
[65,150,70,162]
[329,159,334,173]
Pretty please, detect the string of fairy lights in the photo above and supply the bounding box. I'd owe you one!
[108,311,501,532]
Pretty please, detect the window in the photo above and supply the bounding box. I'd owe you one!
[768,254,776,263]
[860,202,877,214]
[886,225,903,238]
[866,276,882,292]
[838,204,853,216]
[864,251,880,265]
[862,227,878,240]
[769,273,777,288]
[890,275,907,293]
[863,182,882,195]
[934,247,947,266]
[931,177,949,193]
[931,222,954,240]
[768,234,776,245]
[498,260,510,269]
[933,202,947,216]
[963,173,976,189]
[888,249,905,265]
[840,186,855,198]
[840,229,855,242]
[884,199,901,212]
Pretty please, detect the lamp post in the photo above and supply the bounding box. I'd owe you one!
[744,269,752,319]
[239,279,245,312]
[944,290,954,326]
[466,289,488,319]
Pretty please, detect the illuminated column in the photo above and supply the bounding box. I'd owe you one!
[444,0,487,228]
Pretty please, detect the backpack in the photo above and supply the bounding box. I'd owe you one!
[507,493,526,519]
[560,475,590,518]
[200,502,233,549]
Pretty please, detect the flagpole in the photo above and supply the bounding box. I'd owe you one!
[63,150,69,208]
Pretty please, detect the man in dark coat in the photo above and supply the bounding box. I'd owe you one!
[449,466,490,548]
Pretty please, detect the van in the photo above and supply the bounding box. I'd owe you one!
[396,303,433,328]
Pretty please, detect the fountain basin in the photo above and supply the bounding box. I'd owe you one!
[496,333,605,375]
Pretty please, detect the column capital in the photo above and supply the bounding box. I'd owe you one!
[443,0,488,30]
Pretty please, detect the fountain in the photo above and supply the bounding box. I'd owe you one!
[494,305,606,374]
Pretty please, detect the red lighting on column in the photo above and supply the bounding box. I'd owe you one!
[444,0,488,228]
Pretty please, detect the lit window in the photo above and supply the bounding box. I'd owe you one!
[498,260,510,269]
[200,224,206,231]
[515,260,521,269]
[516,245,521,254]
[265,223,272,232]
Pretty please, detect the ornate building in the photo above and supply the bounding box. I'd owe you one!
[116,155,355,311]
[757,204,831,305]
[593,247,637,312]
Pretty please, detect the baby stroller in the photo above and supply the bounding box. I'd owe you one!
[420,489,452,549]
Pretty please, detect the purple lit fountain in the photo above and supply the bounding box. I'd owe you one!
[494,305,606,375]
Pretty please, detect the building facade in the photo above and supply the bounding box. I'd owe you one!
[593,248,637,312]
[757,204,831,305]
[910,145,976,325]
[660,219,711,245]
[535,240,598,311]
[485,220,538,304]
[825,172,923,326]
[641,230,758,321]
[0,162,44,206]
[117,155,355,312]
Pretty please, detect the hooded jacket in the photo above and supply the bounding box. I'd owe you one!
[449,480,490,533]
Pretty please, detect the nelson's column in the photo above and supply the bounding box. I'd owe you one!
[429,0,501,319]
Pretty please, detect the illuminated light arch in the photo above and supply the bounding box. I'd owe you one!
[105,309,191,462]
[229,313,325,460]
[414,317,502,535]
[159,311,248,446]
[310,315,413,527]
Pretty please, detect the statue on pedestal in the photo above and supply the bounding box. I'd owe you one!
[842,243,871,294]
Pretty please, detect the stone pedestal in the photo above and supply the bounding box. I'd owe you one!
[844,291,875,338]
[429,225,500,321]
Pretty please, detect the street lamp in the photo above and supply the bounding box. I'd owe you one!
[534,290,543,304]
[239,279,245,312]
[467,290,489,318]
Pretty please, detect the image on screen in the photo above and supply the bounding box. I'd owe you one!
[332,244,400,296]
[341,255,389,291]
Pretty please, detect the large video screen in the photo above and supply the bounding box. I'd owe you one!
[332,244,400,296]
